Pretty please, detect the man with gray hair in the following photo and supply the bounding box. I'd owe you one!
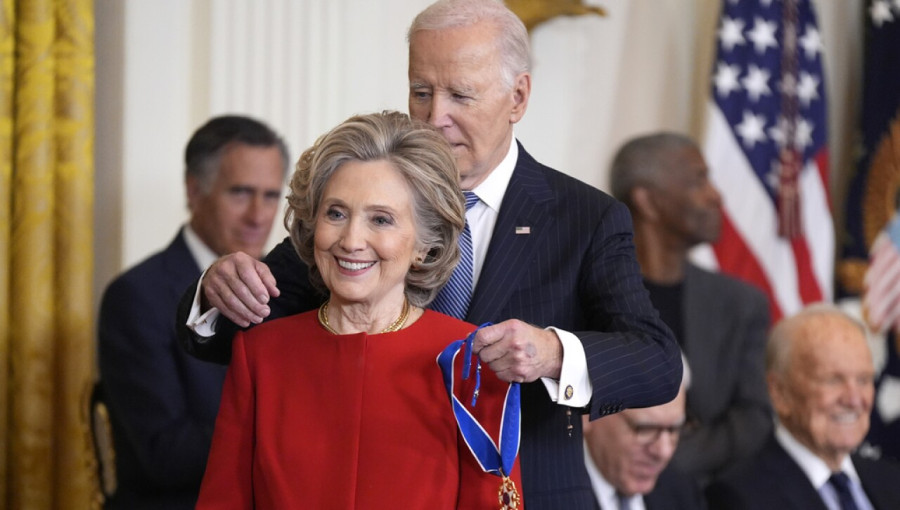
[609,132,772,483]
[178,2,682,508]
[706,304,900,509]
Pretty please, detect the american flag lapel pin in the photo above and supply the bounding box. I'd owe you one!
[515,226,530,235]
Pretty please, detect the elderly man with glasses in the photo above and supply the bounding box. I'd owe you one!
[583,357,706,510]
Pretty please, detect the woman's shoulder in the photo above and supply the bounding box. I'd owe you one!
[241,310,320,340]
[417,310,478,336]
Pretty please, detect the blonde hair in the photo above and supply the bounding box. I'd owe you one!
[284,111,464,307]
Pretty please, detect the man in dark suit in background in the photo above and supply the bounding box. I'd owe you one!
[97,115,288,509]
[609,132,772,484]
[178,1,682,508]
[584,355,706,510]
[706,304,900,510]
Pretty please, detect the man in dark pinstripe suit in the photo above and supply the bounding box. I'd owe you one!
[178,1,682,508]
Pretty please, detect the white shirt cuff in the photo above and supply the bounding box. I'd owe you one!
[540,327,592,407]
[186,269,219,338]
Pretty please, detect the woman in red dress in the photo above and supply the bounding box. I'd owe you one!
[196,111,523,509]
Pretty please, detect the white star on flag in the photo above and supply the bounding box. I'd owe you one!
[714,62,742,98]
[735,110,768,149]
[718,17,746,51]
[747,16,779,54]
[797,71,820,107]
[794,118,814,151]
[798,24,823,60]
[742,64,772,102]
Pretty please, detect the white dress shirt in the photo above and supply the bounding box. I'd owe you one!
[584,441,647,510]
[775,423,875,510]
[182,224,217,271]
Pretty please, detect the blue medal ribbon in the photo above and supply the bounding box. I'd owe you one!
[437,323,521,478]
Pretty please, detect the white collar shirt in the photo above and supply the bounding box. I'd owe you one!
[466,134,517,289]
[583,441,647,510]
[182,223,218,271]
[775,423,874,510]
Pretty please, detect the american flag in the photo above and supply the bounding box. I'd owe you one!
[841,0,900,464]
[865,213,900,333]
[698,0,832,322]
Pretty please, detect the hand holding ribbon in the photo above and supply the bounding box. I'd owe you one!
[437,323,522,509]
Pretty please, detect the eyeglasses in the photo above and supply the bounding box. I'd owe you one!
[621,415,684,445]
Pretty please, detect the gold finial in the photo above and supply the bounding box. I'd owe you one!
[505,0,607,33]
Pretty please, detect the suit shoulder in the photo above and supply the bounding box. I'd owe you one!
[854,453,900,481]
[518,144,614,202]
[689,264,768,304]
[542,163,613,202]
[101,249,170,301]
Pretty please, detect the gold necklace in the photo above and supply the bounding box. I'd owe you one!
[317,297,410,335]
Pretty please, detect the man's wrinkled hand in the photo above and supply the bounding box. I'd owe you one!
[202,252,280,327]
[472,319,563,383]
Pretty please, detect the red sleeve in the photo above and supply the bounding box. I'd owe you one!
[454,357,525,509]
[196,331,256,509]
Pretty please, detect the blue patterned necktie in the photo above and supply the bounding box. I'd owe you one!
[431,191,479,319]
[828,472,860,510]
[616,492,632,510]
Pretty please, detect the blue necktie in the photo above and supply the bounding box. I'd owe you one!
[616,492,632,510]
[828,472,860,510]
[431,191,479,319]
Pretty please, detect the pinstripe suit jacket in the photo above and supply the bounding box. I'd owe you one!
[178,142,682,510]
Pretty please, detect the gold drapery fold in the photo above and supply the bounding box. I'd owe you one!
[2,0,95,508]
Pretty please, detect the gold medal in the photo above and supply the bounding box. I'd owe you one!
[498,475,521,509]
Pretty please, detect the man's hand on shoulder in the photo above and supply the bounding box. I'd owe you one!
[472,320,563,383]
[202,252,280,327]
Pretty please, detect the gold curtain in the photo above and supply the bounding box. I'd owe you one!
[1,0,96,508]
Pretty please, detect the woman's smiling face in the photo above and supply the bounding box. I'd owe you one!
[314,159,423,307]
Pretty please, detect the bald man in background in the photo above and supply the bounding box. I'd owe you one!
[706,304,900,509]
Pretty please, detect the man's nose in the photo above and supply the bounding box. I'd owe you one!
[646,430,679,461]
[427,96,452,129]
[245,193,277,226]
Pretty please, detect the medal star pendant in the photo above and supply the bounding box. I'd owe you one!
[498,475,520,509]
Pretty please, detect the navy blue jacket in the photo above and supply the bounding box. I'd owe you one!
[100,231,226,509]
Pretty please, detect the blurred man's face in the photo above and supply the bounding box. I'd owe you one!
[408,20,529,191]
[188,143,284,258]
[647,146,722,248]
[584,389,686,497]
[770,315,875,469]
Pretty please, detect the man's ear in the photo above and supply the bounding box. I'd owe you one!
[186,176,202,212]
[509,72,531,124]
[767,373,789,418]
[631,186,658,222]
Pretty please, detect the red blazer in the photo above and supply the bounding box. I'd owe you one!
[197,310,523,509]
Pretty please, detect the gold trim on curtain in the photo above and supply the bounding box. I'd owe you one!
[2,0,95,508]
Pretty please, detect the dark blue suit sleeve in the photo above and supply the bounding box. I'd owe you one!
[175,237,324,364]
[579,201,682,417]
